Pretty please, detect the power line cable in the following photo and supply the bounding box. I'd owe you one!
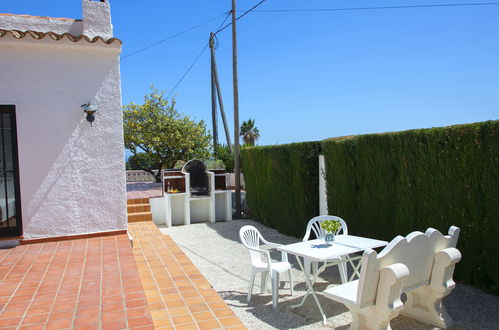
[166,43,209,99]
[212,2,498,35]
[251,2,499,13]
[216,11,233,32]
[236,0,268,21]
[215,10,232,35]
[215,0,268,35]
[166,12,231,99]
[121,12,228,60]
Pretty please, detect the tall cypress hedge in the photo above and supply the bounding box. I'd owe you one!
[242,120,498,294]
[323,120,499,295]
[241,142,321,237]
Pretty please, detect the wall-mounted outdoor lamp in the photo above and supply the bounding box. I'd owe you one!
[81,102,97,127]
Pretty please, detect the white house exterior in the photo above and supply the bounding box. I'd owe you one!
[0,0,127,240]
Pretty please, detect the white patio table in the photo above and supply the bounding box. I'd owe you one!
[277,235,388,324]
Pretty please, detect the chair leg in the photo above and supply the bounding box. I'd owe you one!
[261,271,268,294]
[288,269,294,296]
[338,256,348,284]
[272,270,279,309]
[247,270,256,303]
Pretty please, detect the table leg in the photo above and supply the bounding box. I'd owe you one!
[291,256,328,325]
[291,261,315,308]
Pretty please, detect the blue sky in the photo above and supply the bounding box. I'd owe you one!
[4,1,498,149]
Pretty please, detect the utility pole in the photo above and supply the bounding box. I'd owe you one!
[209,33,218,153]
[232,0,242,218]
[209,32,232,152]
[213,57,232,152]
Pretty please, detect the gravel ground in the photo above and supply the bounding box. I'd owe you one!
[159,220,499,330]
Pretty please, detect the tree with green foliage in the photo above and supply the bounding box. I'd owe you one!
[123,87,211,182]
[127,152,161,175]
[215,144,234,172]
[240,119,260,146]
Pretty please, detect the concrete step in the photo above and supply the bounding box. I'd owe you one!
[127,204,151,214]
[127,198,149,205]
[127,211,152,223]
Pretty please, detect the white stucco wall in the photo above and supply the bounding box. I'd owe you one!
[0,36,127,238]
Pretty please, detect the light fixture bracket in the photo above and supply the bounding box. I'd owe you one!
[81,102,97,127]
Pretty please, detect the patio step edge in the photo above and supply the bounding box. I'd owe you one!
[127,211,153,223]
[127,204,151,214]
[127,198,151,205]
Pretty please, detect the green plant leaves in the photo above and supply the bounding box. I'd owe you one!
[123,87,211,181]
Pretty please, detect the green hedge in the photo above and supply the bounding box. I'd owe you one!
[241,142,321,237]
[323,120,499,295]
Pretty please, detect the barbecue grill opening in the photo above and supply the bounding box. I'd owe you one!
[182,159,209,196]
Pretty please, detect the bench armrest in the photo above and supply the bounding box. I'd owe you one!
[430,247,461,295]
[375,263,409,318]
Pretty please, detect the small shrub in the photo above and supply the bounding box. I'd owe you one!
[215,144,235,172]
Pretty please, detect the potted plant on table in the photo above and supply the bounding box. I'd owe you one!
[320,219,341,245]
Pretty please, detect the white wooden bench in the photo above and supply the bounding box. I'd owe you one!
[323,226,461,330]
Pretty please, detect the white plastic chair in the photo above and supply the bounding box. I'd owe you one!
[239,225,294,309]
[303,215,349,283]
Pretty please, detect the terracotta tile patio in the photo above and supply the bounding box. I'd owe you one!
[129,221,245,330]
[0,221,245,329]
[0,235,154,329]
[0,193,244,330]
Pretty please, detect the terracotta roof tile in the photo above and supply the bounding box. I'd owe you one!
[0,29,121,45]
[0,13,81,22]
